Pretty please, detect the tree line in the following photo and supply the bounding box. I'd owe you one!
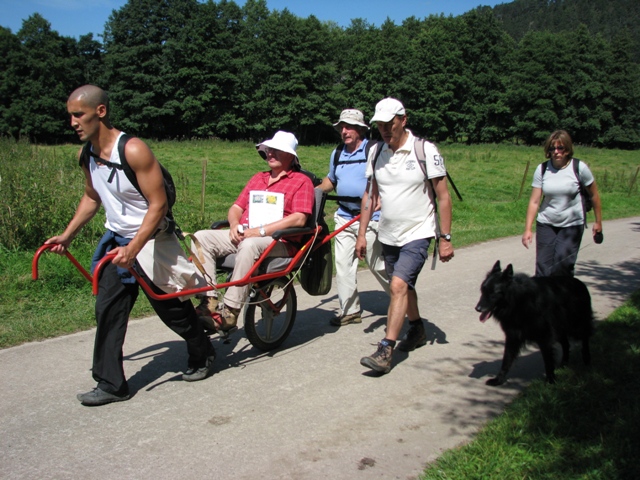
[1,0,638,149]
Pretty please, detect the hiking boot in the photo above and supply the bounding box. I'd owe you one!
[195,296,218,318]
[330,312,362,326]
[214,304,239,331]
[77,388,130,406]
[398,320,427,352]
[182,353,216,382]
[360,341,394,374]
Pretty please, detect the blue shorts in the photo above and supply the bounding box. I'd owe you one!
[381,238,431,290]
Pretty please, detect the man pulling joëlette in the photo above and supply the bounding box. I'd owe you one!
[46,85,215,407]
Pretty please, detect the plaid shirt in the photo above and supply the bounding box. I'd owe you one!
[235,170,314,226]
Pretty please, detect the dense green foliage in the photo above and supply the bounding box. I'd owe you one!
[0,0,638,148]
[495,0,640,61]
[421,289,640,479]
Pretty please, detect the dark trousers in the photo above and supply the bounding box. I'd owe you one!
[93,262,213,395]
[535,222,584,277]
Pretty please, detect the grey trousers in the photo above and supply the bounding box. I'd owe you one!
[535,221,584,277]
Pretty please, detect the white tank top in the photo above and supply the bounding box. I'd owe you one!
[89,132,148,238]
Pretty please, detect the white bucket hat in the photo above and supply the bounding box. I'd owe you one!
[370,98,406,123]
[256,130,299,159]
[256,131,300,170]
[332,109,369,131]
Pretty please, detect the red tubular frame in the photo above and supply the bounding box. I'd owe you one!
[32,244,93,282]
[32,214,362,300]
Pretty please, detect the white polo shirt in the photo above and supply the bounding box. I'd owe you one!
[365,130,446,246]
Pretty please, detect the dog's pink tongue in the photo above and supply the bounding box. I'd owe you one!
[479,311,492,323]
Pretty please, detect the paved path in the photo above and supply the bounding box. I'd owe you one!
[2,217,639,480]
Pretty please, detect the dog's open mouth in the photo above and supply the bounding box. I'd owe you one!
[479,310,492,323]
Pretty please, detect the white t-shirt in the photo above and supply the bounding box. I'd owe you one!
[533,159,594,228]
[365,130,447,246]
[88,132,148,238]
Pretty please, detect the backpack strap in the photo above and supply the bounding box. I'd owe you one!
[572,158,590,228]
[115,134,141,197]
[572,157,581,182]
[540,160,549,178]
[413,137,463,201]
[332,144,345,174]
[333,140,375,177]
[332,140,378,210]
[365,140,385,207]
[79,137,131,186]
[368,140,385,173]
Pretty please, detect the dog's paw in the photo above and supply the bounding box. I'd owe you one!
[486,377,505,386]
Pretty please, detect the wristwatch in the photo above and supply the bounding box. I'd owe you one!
[439,233,451,242]
[259,226,266,237]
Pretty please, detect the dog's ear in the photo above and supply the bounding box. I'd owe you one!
[503,264,514,279]
[491,260,501,273]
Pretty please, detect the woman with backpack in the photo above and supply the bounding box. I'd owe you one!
[522,130,603,277]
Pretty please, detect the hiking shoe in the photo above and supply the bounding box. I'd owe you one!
[398,320,427,352]
[182,353,216,382]
[330,312,362,326]
[77,388,130,406]
[195,296,218,317]
[214,304,239,332]
[360,341,394,374]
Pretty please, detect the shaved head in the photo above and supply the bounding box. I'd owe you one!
[68,85,110,111]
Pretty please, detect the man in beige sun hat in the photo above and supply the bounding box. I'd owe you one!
[319,109,390,327]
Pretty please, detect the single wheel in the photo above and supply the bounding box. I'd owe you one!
[244,277,297,351]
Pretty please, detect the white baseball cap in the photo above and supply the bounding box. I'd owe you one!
[256,131,299,159]
[333,109,369,131]
[370,98,406,123]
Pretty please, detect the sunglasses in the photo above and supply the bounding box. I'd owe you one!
[264,147,284,158]
[548,145,566,152]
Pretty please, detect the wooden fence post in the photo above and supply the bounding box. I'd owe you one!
[518,161,530,200]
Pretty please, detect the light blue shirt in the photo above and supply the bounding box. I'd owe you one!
[328,138,380,221]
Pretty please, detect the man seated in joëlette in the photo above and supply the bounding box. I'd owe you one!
[191,131,314,332]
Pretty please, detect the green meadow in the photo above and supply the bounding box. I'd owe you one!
[1,138,638,348]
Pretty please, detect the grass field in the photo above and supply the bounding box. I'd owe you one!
[1,138,639,348]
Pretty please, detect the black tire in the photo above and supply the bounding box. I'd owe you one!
[244,277,297,351]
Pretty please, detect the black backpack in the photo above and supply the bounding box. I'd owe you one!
[80,134,177,219]
[332,140,377,186]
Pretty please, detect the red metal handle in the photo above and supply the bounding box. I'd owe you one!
[32,244,93,283]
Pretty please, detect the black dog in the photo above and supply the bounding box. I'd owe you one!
[475,260,594,386]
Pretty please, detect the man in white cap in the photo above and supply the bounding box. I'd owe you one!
[319,109,390,326]
[192,131,315,331]
[356,98,454,374]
